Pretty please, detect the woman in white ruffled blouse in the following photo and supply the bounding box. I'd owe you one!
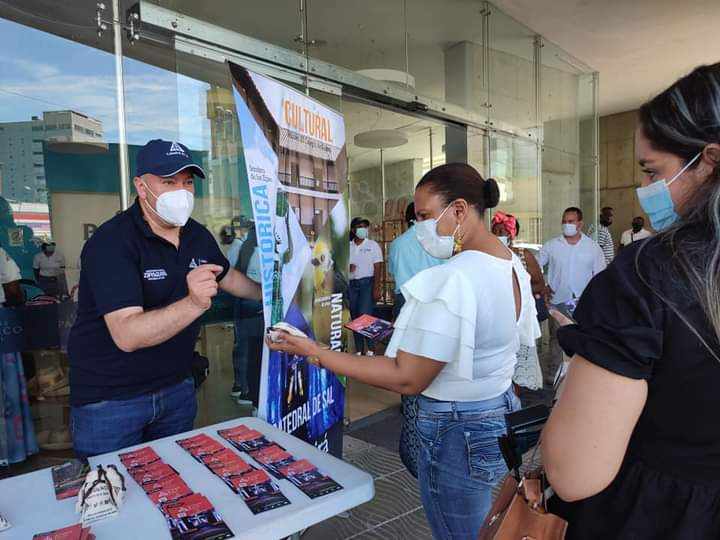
[267,163,540,540]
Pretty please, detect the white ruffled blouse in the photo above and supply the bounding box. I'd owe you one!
[386,249,541,401]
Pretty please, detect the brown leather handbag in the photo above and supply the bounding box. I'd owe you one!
[477,469,567,540]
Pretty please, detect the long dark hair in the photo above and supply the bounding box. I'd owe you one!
[637,63,720,352]
[416,163,500,214]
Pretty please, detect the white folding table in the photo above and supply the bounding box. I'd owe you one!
[0,417,374,539]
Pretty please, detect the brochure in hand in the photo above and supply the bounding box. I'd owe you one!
[344,314,394,342]
[51,459,91,500]
[550,299,579,323]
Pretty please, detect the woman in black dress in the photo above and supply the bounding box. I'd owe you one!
[542,63,720,539]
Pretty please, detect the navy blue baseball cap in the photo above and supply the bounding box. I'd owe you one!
[135,139,206,179]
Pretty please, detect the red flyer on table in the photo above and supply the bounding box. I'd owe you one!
[32,523,83,540]
[148,477,193,505]
[118,447,160,469]
[162,493,214,519]
[228,428,263,442]
[143,474,189,493]
[251,445,289,462]
[211,460,254,479]
[231,469,291,514]
[199,447,237,467]
[131,462,178,485]
[250,445,295,477]
[230,469,271,489]
[279,458,344,499]
[223,428,272,452]
[176,433,215,450]
[218,424,251,437]
[161,493,234,540]
[280,459,317,476]
[188,440,225,458]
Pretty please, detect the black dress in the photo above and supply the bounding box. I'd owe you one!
[551,234,720,539]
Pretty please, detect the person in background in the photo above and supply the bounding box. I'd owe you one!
[348,217,383,355]
[543,63,720,539]
[221,217,252,268]
[387,202,444,477]
[619,216,652,249]
[268,163,540,539]
[0,247,37,465]
[388,203,443,320]
[491,212,545,392]
[596,206,615,264]
[536,207,605,384]
[230,227,263,407]
[219,225,241,267]
[33,242,66,298]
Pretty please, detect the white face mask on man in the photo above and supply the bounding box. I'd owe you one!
[562,223,578,237]
[414,202,459,259]
[143,181,194,227]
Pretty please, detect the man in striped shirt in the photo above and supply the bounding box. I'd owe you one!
[596,206,615,264]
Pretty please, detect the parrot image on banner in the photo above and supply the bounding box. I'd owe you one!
[312,240,334,297]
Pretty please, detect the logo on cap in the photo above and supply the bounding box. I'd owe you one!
[167,142,187,157]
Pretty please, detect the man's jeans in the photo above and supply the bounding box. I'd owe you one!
[348,277,375,353]
[71,377,197,460]
[416,387,520,539]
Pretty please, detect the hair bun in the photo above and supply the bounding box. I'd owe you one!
[483,178,500,208]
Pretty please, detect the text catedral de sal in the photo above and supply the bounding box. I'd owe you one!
[276,386,336,433]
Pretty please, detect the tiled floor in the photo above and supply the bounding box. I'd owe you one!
[346,380,400,423]
[303,436,432,540]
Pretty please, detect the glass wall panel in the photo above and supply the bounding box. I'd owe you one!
[488,7,538,136]
[578,72,599,237]
[540,39,591,240]
[406,0,486,111]
[0,16,122,288]
[0,7,122,466]
[307,0,405,78]
[490,133,542,245]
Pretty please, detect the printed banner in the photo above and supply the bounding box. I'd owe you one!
[229,63,350,456]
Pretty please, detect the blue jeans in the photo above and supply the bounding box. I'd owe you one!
[348,277,375,353]
[232,298,264,390]
[71,377,197,460]
[416,387,520,540]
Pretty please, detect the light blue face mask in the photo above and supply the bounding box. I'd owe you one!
[636,152,702,231]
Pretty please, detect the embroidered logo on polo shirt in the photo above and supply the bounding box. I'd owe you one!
[188,258,208,269]
[143,268,168,281]
[167,141,187,157]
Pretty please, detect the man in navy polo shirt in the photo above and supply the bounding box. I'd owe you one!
[68,139,261,459]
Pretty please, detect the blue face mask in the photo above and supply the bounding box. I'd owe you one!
[636,152,702,231]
